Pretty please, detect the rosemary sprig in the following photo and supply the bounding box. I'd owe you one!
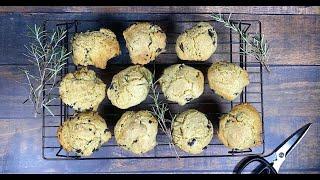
[149,75,180,159]
[210,13,270,72]
[20,24,71,117]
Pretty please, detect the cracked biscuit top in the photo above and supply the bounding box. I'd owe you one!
[172,109,213,154]
[57,111,112,156]
[114,110,158,154]
[71,28,121,69]
[59,67,106,112]
[207,61,249,101]
[218,103,262,150]
[175,22,217,61]
[123,22,166,65]
[159,64,204,106]
[107,65,152,109]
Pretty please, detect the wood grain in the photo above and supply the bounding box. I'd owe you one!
[263,66,320,117]
[0,65,35,119]
[260,15,320,66]
[0,10,319,173]
[0,6,319,15]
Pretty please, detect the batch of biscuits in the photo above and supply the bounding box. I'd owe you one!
[57,22,262,156]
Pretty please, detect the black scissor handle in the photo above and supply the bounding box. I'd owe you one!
[234,155,278,174]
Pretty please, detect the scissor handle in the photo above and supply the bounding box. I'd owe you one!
[234,155,278,174]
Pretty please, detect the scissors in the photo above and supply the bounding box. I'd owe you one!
[234,123,312,174]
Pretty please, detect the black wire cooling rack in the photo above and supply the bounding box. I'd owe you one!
[42,13,265,160]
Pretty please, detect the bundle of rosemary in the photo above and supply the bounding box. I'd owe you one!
[211,13,270,72]
[20,24,71,117]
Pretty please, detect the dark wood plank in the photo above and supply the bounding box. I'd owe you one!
[263,66,320,117]
[0,13,43,65]
[0,6,319,15]
[0,65,35,119]
[260,15,320,66]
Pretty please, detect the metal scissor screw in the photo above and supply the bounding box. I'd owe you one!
[279,152,284,158]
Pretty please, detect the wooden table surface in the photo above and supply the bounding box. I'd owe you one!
[0,6,319,174]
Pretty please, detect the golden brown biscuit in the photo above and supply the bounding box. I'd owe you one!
[114,110,158,154]
[208,61,249,101]
[123,22,166,65]
[175,22,217,61]
[172,109,213,154]
[159,64,204,106]
[57,112,112,156]
[218,103,262,150]
[72,28,121,69]
[59,67,106,112]
[107,65,152,109]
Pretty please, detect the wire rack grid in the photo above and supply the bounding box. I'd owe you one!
[42,13,265,160]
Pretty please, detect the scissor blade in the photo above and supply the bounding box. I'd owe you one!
[268,123,312,173]
[274,123,312,158]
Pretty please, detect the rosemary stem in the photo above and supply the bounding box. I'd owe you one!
[149,77,179,158]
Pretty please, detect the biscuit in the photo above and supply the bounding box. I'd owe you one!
[159,64,204,106]
[72,28,121,69]
[107,65,152,109]
[172,109,213,154]
[218,103,262,150]
[57,112,112,156]
[123,22,166,65]
[208,61,249,101]
[175,22,217,61]
[59,67,106,112]
[114,110,158,154]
